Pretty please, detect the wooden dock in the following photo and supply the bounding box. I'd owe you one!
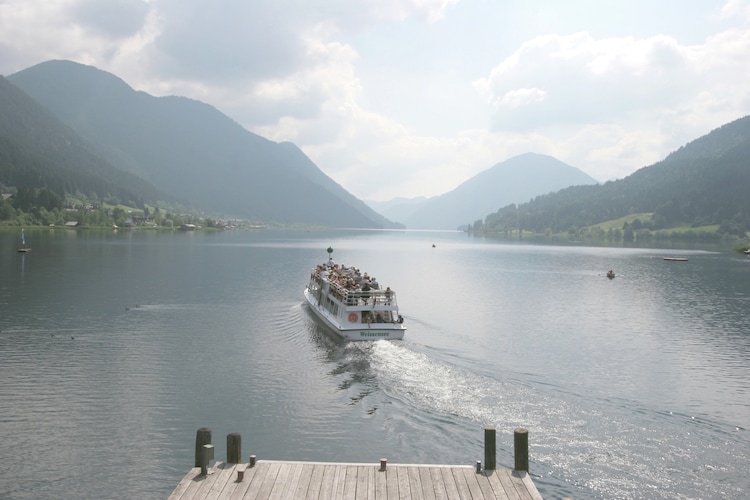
[169,460,542,500]
[170,427,544,500]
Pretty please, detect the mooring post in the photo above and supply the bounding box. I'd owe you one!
[475,460,482,473]
[484,426,496,470]
[195,427,212,467]
[380,458,387,471]
[249,455,256,467]
[200,444,214,476]
[227,432,241,464]
[514,427,529,472]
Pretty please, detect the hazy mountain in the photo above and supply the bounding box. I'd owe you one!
[8,60,398,228]
[364,196,430,225]
[481,116,750,235]
[391,153,598,229]
[0,75,165,206]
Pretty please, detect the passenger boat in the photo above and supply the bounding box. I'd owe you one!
[304,248,405,341]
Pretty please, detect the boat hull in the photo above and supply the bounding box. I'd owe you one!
[304,287,405,341]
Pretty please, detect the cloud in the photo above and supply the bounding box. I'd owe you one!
[475,32,707,132]
[1,0,750,201]
[71,0,149,38]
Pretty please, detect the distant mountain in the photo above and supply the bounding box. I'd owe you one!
[392,153,597,229]
[8,60,398,228]
[364,196,430,225]
[481,116,750,235]
[0,75,165,206]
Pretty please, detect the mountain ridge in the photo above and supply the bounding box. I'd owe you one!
[480,115,750,236]
[376,153,598,229]
[8,60,398,228]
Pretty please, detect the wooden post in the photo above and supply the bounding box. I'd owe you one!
[484,426,496,470]
[514,427,529,472]
[227,432,241,464]
[200,444,214,476]
[380,458,387,471]
[195,427,212,467]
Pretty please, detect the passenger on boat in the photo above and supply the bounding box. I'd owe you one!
[385,287,393,304]
[361,281,371,304]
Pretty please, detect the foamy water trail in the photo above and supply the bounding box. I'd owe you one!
[365,341,749,499]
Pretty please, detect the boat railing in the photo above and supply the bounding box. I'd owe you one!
[312,270,397,307]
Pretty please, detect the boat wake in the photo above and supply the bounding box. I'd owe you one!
[360,341,749,500]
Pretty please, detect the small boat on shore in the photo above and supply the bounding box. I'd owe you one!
[304,248,405,341]
[663,257,688,261]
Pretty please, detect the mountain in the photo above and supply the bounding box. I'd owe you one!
[481,116,750,235]
[390,153,598,229]
[0,75,165,206]
[8,60,398,228]
[364,196,430,225]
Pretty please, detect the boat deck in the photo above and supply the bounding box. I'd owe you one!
[169,459,542,500]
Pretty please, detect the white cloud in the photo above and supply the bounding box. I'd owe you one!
[1,0,750,201]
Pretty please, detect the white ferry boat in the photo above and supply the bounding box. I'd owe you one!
[304,248,405,341]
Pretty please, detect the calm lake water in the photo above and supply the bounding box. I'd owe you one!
[1,228,748,499]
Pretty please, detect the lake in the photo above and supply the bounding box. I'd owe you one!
[1,228,748,499]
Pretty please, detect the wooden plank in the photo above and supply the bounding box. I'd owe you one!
[485,469,512,500]
[342,465,358,500]
[204,462,239,500]
[512,470,541,500]
[396,466,411,500]
[386,467,400,500]
[255,461,282,499]
[229,462,261,500]
[176,470,210,500]
[278,463,304,500]
[292,463,314,499]
[473,470,499,500]
[216,467,243,500]
[354,466,371,500]
[169,467,202,500]
[363,466,376,500]
[374,466,388,500]
[317,464,337,500]
[334,464,348,500]
[455,467,484,500]
[418,467,436,500]
[437,467,462,500]
[300,463,322,499]
[407,467,425,500]
[187,462,226,500]
[267,461,293,500]
[494,469,526,500]
[449,467,473,500]
[241,462,276,500]
[427,467,448,500]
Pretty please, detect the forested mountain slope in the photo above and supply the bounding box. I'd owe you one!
[0,76,164,207]
[9,60,397,228]
[481,116,750,235]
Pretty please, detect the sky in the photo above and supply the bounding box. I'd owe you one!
[1,1,749,201]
